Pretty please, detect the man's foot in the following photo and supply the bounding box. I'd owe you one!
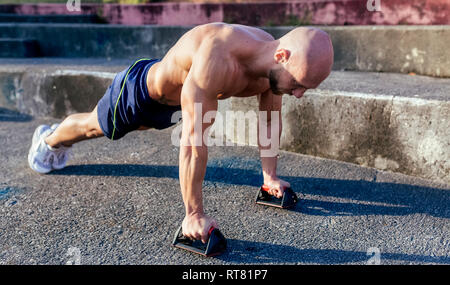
[28,124,72,173]
[49,123,73,170]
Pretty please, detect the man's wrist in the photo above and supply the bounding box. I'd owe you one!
[185,209,205,218]
[263,173,278,183]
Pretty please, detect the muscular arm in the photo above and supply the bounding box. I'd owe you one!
[178,48,224,242]
[257,89,290,197]
[179,78,217,217]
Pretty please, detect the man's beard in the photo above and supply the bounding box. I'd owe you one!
[269,69,283,95]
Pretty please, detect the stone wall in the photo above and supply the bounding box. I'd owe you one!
[1,0,449,26]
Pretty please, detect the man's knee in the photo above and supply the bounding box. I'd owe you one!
[85,125,103,138]
[83,108,104,138]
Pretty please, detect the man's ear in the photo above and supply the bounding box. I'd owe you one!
[274,49,291,63]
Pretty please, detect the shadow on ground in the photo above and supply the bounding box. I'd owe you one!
[0,107,32,122]
[49,163,450,219]
[218,239,450,264]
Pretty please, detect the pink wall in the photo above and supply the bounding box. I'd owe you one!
[1,0,449,26]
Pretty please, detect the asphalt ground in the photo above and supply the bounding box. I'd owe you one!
[0,109,449,265]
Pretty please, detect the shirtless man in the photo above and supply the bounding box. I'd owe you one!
[28,23,334,244]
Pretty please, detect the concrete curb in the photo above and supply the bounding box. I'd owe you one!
[0,61,448,184]
[217,90,449,185]
[0,66,118,118]
[0,24,449,78]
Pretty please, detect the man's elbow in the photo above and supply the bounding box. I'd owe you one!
[191,145,208,160]
[180,138,208,159]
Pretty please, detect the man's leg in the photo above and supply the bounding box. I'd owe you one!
[44,105,104,148]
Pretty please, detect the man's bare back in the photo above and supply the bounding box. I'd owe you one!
[146,23,275,106]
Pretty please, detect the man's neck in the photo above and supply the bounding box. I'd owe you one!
[243,39,280,78]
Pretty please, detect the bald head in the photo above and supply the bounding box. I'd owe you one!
[269,27,334,97]
[282,27,333,85]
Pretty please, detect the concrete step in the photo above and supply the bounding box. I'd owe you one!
[0,38,39,57]
[0,24,448,78]
[0,59,448,184]
[0,13,102,24]
[218,71,450,185]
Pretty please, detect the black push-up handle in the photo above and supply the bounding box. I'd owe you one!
[255,184,298,209]
[172,225,227,257]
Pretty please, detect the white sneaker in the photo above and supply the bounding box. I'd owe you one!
[50,145,72,170]
[28,124,72,173]
[28,125,55,174]
[31,124,50,148]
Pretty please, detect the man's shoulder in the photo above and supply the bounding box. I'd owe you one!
[192,23,273,44]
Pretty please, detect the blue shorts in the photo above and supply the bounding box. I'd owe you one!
[97,58,182,140]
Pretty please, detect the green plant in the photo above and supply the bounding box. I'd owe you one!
[283,11,312,26]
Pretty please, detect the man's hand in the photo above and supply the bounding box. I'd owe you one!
[182,213,218,244]
[264,177,291,198]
